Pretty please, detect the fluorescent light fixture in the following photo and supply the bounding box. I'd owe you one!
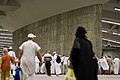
[0,43,12,45]
[102,38,120,44]
[0,36,12,39]
[117,34,120,36]
[0,29,8,31]
[0,39,12,42]
[112,32,117,35]
[102,29,120,36]
[102,44,108,46]
[115,7,120,11]
[112,32,120,36]
[101,30,108,33]
[0,33,13,36]
[102,38,107,41]
[0,45,8,46]
[102,20,120,26]
[102,44,120,47]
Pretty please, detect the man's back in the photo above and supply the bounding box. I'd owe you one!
[19,40,41,60]
[18,33,42,80]
[1,53,14,71]
[19,39,41,77]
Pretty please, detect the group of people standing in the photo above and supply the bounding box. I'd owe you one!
[35,51,69,76]
[98,55,120,75]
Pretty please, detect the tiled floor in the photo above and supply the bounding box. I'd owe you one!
[7,74,120,80]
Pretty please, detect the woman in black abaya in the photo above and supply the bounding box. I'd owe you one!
[70,26,98,80]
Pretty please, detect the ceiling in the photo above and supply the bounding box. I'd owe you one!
[0,0,119,49]
[102,0,120,49]
[0,0,110,32]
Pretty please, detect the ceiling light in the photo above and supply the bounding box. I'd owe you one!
[117,34,120,35]
[102,29,120,36]
[0,36,12,39]
[115,7,120,11]
[102,38,120,44]
[101,30,108,33]
[102,20,120,25]
[112,32,120,36]
[0,29,8,31]
[112,32,117,35]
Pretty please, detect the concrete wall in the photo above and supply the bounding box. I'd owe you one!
[13,4,102,57]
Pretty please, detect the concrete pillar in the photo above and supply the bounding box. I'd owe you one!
[13,4,102,57]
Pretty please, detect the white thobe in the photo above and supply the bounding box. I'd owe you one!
[51,56,55,74]
[54,61,61,75]
[99,57,109,70]
[19,40,41,80]
[35,56,40,73]
[54,54,61,75]
[8,50,16,78]
[40,56,46,73]
[114,58,120,74]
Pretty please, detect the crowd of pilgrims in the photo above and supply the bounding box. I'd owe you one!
[36,52,120,76]
[8,49,120,79]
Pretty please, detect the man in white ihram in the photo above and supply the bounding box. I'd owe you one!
[114,56,120,74]
[18,33,42,80]
[8,46,16,78]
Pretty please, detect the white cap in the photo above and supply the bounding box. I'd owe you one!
[27,33,36,38]
[53,51,56,53]
[9,46,12,49]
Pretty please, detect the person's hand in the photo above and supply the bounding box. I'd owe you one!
[15,59,20,63]
[17,60,20,63]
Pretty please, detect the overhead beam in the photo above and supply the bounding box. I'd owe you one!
[0,38,12,40]
[102,17,120,25]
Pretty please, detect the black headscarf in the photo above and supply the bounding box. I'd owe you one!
[75,26,87,38]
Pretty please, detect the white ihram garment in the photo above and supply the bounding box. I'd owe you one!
[99,57,109,70]
[19,40,41,80]
[8,51,16,78]
[54,61,61,75]
[51,56,55,74]
[35,56,40,73]
[54,54,61,75]
[114,58,120,74]
[40,56,46,73]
